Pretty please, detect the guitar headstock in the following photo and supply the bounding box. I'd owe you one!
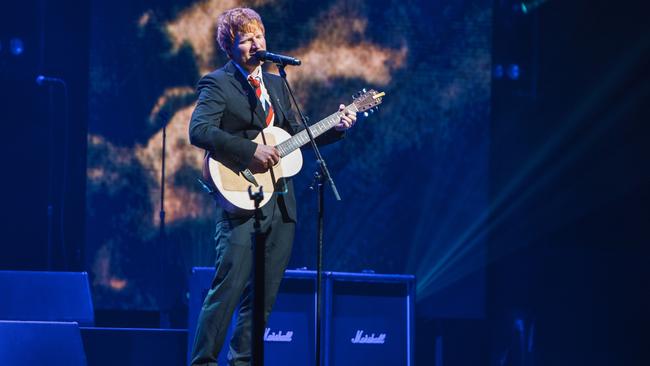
[352,88,385,115]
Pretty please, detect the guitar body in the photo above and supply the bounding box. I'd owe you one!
[203,126,303,213]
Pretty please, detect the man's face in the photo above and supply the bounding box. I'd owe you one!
[229,27,266,72]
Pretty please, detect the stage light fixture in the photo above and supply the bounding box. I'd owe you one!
[10,38,24,56]
[507,64,520,80]
[520,0,550,14]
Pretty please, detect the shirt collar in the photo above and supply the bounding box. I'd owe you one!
[233,62,262,81]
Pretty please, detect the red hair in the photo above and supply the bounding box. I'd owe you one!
[216,8,265,53]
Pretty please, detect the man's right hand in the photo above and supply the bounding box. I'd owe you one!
[248,144,280,173]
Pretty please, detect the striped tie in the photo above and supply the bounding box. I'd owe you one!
[248,75,275,126]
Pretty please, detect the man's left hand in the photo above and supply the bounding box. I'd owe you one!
[334,104,357,131]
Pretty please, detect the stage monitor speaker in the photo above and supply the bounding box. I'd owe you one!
[0,320,87,366]
[80,327,187,366]
[325,272,415,366]
[188,268,317,366]
[0,271,94,325]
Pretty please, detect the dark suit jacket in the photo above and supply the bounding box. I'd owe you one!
[189,60,343,222]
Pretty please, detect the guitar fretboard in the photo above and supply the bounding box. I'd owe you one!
[276,104,359,157]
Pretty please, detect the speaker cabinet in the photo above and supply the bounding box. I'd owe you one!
[325,272,415,366]
[188,268,414,366]
[188,268,317,365]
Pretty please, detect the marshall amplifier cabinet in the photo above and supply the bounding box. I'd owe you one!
[188,268,317,366]
[324,272,415,366]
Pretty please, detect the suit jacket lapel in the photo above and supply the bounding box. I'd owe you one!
[224,61,267,129]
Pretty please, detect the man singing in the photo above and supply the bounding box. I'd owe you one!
[188,7,356,366]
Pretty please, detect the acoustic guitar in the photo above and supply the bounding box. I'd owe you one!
[203,89,385,213]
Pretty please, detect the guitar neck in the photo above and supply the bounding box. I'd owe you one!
[276,104,359,157]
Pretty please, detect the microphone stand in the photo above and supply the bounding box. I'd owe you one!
[275,63,341,366]
[39,77,69,270]
[159,114,170,328]
[249,186,266,366]
[46,84,55,269]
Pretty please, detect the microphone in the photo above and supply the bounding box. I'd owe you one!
[35,75,65,86]
[256,50,301,66]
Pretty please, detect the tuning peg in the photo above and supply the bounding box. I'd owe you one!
[362,88,367,93]
[363,112,369,117]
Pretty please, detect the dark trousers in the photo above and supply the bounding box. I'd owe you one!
[190,201,295,366]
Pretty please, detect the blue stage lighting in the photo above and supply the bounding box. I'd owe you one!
[494,64,504,79]
[10,38,24,56]
[520,0,550,14]
[507,64,520,80]
[514,318,525,332]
